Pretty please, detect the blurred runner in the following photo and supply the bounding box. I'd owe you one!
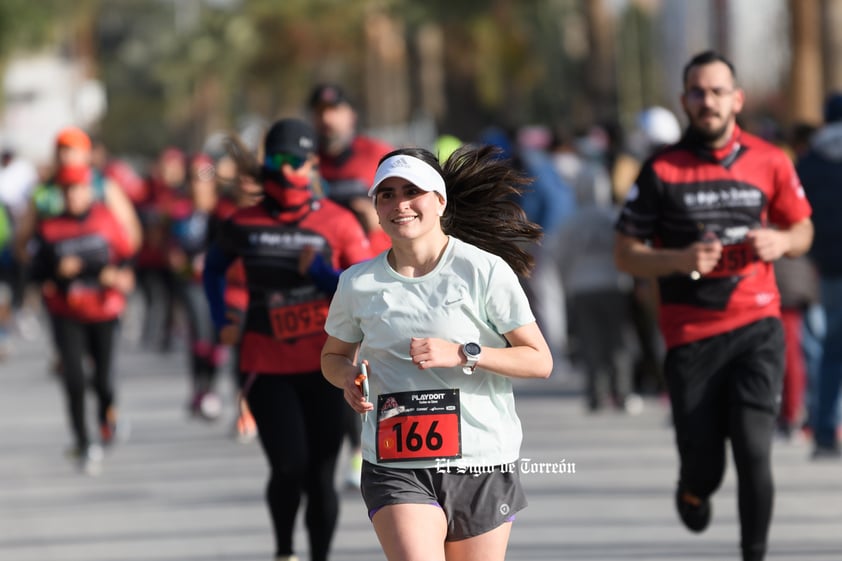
[14,128,141,375]
[29,153,135,476]
[169,153,226,420]
[203,118,373,561]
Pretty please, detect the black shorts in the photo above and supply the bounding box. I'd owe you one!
[361,460,528,541]
[665,316,785,417]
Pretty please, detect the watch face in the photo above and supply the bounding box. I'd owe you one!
[465,342,481,357]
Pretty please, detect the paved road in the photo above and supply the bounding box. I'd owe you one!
[1,321,841,561]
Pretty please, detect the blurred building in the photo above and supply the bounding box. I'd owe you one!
[2,53,105,166]
[659,0,789,104]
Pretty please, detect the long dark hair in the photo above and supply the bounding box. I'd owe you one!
[378,146,542,277]
[223,133,261,179]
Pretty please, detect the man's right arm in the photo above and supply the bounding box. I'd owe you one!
[614,232,723,279]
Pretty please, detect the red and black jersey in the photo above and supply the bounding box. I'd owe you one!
[319,135,392,207]
[616,126,812,349]
[135,178,182,269]
[319,135,393,254]
[216,197,373,374]
[213,194,238,222]
[34,203,134,323]
[223,258,248,318]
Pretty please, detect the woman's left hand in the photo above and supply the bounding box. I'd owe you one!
[409,337,461,370]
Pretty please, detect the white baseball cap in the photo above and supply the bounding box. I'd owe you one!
[368,154,447,203]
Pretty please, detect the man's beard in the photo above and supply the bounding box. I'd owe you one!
[319,130,353,156]
[686,110,731,145]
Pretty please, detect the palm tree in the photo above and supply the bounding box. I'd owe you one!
[789,0,823,123]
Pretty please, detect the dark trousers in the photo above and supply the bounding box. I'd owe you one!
[665,317,784,561]
[568,289,634,409]
[176,280,221,394]
[137,268,177,352]
[242,371,345,561]
[53,316,119,449]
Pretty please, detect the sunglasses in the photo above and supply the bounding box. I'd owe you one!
[264,153,306,171]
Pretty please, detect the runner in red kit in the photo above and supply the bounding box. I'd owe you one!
[203,118,373,561]
[614,51,813,561]
[29,164,135,476]
[309,83,393,255]
[215,146,263,442]
[168,153,227,419]
[135,147,187,352]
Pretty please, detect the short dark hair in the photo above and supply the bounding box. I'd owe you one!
[682,50,737,86]
[308,83,352,110]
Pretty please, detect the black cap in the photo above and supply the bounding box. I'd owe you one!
[263,118,316,160]
[308,83,352,109]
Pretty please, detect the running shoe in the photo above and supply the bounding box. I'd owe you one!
[100,407,130,446]
[81,444,104,476]
[66,444,104,476]
[623,393,645,416]
[14,308,42,341]
[811,443,841,460]
[675,486,711,532]
[274,556,299,561]
[190,391,223,421]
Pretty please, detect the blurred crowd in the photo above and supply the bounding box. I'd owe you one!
[0,86,839,454]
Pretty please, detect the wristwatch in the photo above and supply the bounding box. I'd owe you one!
[461,342,482,375]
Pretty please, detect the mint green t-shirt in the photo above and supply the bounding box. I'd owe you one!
[325,236,536,469]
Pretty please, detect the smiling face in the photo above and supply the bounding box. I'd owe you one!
[374,178,446,242]
[681,60,744,147]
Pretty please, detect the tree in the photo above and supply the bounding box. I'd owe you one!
[822,0,842,95]
[789,0,823,124]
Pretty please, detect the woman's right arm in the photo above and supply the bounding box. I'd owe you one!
[321,336,372,415]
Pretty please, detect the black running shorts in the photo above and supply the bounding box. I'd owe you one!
[665,316,785,416]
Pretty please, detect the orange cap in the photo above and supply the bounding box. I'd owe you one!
[55,127,92,151]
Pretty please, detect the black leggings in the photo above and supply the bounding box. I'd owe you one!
[344,403,361,449]
[666,317,784,561]
[137,267,177,352]
[53,316,119,449]
[242,371,345,561]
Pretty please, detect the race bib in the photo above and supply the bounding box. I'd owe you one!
[376,389,461,462]
[267,296,329,341]
[65,281,122,320]
[66,281,102,313]
[709,243,757,278]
